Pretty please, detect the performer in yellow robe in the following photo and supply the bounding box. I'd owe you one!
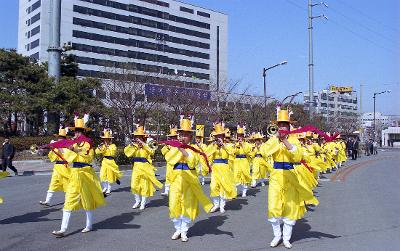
[124,125,163,210]
[192,124,208,185]
[39,127,71,206]
[206,122,237,213]
[95,129,122,195]
[52,117,106,238]
[250,132,270,187]
[161,126,178,196]
[233,125,252,197]
[165,117,213,242]
[260,110,318,249]
[0,171,9,203]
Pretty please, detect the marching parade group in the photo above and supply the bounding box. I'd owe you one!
[0,109,348,249]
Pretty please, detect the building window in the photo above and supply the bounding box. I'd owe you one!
[30,39,39,49]
[197,11,210,18]
[31,25,40,36]
[139,0,169,7]
[30,13,40,25]
[30,52,39,60]
[31,0,41,12]
[180,6,194,14]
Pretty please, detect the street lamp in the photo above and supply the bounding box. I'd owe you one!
[373,90,391,141]
[263,61,288,115]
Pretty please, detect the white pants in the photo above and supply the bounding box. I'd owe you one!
[268,217,295,241]
[60,210,94,232]
[172,216,192,234]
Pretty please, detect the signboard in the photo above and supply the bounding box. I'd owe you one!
[330,85,353,93]
[145,84,211,101]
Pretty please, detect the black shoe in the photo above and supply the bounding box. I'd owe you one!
[116,179,121,185]
[103,192,108,198]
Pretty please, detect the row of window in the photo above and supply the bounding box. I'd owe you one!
[73,17,210,57]
[25,25,40,38]
[90,17,208,49]
[78,69,210,90]
[75,55,209,80]
[26,12,40,27]
[80,0,210,29]
[179,7,211,18]
[72,31,210,70]
[73,5,210,40]
[139,0,169,8]
[26,0,41,14]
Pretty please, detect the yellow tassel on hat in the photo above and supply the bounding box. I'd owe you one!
[196,124,205,137]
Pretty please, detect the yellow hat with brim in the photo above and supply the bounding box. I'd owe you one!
[252,132,264,140]
[213,122,228,136]
[237,126,245,135]
[177,118,194,132]
[306,131,313,138]
[100,130,114,139]
[196,124,205,137]
[277,110,291,123]
[69,119,92,131]
[132,126,147,136]
[54,128,68,138]
[167,127,178,137]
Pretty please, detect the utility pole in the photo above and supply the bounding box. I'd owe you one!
[308,0,328,118]
[48,0,62,82]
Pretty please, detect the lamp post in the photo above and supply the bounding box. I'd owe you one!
[373,90,391,140]
[263,61,288,115]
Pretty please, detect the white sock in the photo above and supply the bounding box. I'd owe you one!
[164,184,170,193]
[271,221,282,238]
[140,196,147,207]
[283,223,293,241]
[220,197,226,209]
[85,210,93,230]
[242,185,248,194]
[180,216,191,234]
[45,191,54,203]
[134,194,141,203]
[60,210,72,232]
[101,182,107,192]
[212,197,220,207]
[172,218,181,232]
[107,183,111,193]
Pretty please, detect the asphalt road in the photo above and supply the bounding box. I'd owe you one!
[0,150,399,251]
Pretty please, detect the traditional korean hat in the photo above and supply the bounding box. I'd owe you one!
[167,125,178,137]
[100,128,114,139]
[277,109,291,123]
[252,132,264,140]
[313,133,319,139]
[53,125,68,138]
[212,122,228,136]
[306,131,313,138]
[225,128,231,138]
[177,114,194,132]
[237,125,246,135]
[196,124,205,138]
[132,124,147,136]
[69,113,91,131]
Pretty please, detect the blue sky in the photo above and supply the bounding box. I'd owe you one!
[1,0,399,115]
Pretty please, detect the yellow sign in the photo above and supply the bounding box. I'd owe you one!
[330,85,353,93]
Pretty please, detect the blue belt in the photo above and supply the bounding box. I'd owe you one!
[104,156,114,160]
[273,162,294,170]
[72,162,92,168]
[55,161,66,165]
[236,154,247,158]
[132,157,148,163]
[214,159,228,164]
[173,163,194,170]
[255,154,262,158]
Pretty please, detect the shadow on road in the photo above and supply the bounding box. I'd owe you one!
[0,207,60,224]
[112,186,131,193]
[190,215,234,238]
[93,212,141,230]
[247,188,261,197]
[292,218,341,243]
[147,196,168,208]
[226,198,248,211]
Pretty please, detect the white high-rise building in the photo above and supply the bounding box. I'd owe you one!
[17,0,228,100]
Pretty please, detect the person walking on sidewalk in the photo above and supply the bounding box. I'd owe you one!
[1,137,18,176]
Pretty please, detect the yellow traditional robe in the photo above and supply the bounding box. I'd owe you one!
[206,143,237,199]
[232,141,252,185]
[124,143,163,196]
[47,148,70,192]
[250,145,269,180]
[95,144,123,184]
[165,147,213,220]
[260,136,318,221]
[63,142,106,211]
